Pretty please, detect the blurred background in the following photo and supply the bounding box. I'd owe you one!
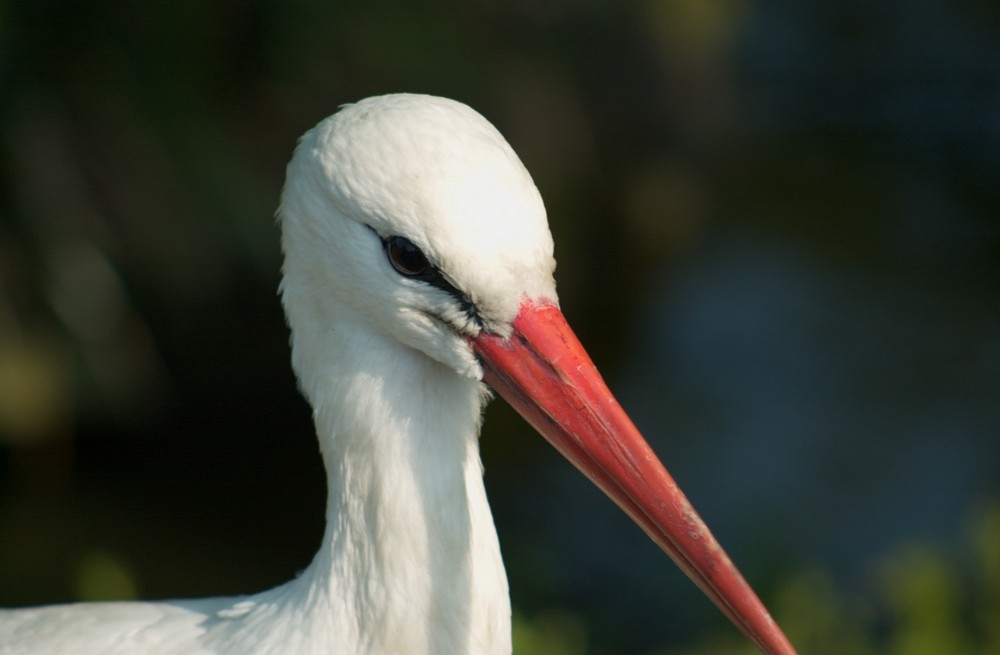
[1,1,998,653]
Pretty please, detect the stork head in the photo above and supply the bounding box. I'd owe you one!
[276,93,797,655]
[279,94,556,379]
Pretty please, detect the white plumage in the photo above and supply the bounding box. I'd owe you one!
[2,94,797,655]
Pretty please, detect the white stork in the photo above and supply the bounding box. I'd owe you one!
[1,94,796,655]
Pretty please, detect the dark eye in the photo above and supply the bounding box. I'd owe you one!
[385,236,433,278]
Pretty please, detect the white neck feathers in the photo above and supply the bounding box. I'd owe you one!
[282,310,511,654]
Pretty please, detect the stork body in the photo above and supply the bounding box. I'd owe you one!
[1,95,796,655]
[5,349,506,654]
[4,353,506,654]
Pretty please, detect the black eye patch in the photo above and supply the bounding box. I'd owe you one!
[370,227,484,330]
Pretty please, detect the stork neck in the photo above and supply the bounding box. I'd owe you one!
[288,316,511,654]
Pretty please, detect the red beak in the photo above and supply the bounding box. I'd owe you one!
[472,299,797,655]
